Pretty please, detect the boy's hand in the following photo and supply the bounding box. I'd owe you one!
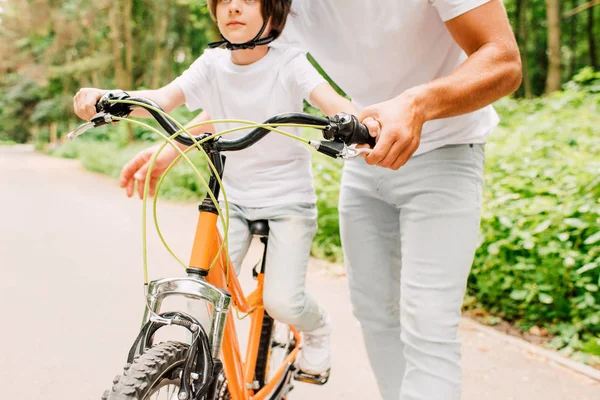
[73,88,106,121]
[119,144,179,199]
[359,88,425,170]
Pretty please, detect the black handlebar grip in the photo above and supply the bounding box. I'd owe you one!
[352,122,377,148]
[95,90,132,115]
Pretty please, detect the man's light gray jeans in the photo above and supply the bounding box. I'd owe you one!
[339,144,485,400]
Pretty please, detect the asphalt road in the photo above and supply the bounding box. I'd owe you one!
[1,145,598,400]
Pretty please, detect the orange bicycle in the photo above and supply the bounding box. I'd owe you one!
[68,91,374,400]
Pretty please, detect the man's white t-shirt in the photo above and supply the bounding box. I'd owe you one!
[175,46,326,207]
[276,0,500,156]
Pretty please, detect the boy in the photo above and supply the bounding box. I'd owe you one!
[73,0,360,376]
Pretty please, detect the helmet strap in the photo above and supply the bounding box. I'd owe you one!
[208,19,276,51]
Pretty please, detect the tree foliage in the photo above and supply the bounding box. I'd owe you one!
[1,1,599,142]
[0,0,217,142]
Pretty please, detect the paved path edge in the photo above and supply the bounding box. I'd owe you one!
[462,318,600,382]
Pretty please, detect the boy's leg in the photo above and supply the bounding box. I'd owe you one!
[258,203,330,374]
[258,203,322,332]
[218,203,253,275]
[339,161,403,400]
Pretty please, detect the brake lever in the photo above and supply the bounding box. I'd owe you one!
[66,112,115,140]
[90,111,115,126]
[342,144,372,160]
[66,122,95,140]
[309,140,372,160]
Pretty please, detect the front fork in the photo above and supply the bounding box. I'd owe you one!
[141,271,232,359]
[128,272,232,399]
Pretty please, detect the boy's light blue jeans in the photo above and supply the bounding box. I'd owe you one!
[339,144,485,400]
[220,202,324,332]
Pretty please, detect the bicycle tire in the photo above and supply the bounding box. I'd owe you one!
[101,341,191,400]
[213,313,288,400]
[254,312,295,399]
[254,312,276,387]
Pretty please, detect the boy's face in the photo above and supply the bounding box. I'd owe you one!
[216,0,271,45]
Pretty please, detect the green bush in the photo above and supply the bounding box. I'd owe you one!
[49,139,81,159]
[468,88,600,355]
[312,153,344,261]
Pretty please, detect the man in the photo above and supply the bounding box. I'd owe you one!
[277,1,521,399]
[116,1,519,398]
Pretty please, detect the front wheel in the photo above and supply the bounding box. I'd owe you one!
[102,341,192,400]
[254,313,295,399]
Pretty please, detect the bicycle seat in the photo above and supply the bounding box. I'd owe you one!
[249,220,269,237]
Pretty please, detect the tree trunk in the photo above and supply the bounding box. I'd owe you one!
[109,0,127,88]
[86,22,101,87]
[517,0,533,98]
[49,122,58,145]
[111,0,134,143]
[123,0,133,89]
[568,0,577,77]
[545,0,562,93]
[30,125,39,143]
[588,6,598,69]
[152,0,171,88]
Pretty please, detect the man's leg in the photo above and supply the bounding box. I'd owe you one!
[339,160,403,400]
[388,144,485,400]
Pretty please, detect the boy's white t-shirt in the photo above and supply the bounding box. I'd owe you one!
[175,46,326,207]
[276,0,500,156]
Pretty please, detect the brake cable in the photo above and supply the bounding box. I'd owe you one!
[108,99,328,295]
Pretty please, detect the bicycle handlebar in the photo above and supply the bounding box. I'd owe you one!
[75,90,376,158]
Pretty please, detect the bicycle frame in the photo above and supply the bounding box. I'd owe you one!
[76,96,372,399]
[141,209,301,400]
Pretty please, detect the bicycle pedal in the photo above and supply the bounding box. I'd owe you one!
[294,369,330,385]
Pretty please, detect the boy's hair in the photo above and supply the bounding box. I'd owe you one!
[207,0,292,39]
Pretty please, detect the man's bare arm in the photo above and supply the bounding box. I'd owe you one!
[361,0,521,170]
[412,0,522,120]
